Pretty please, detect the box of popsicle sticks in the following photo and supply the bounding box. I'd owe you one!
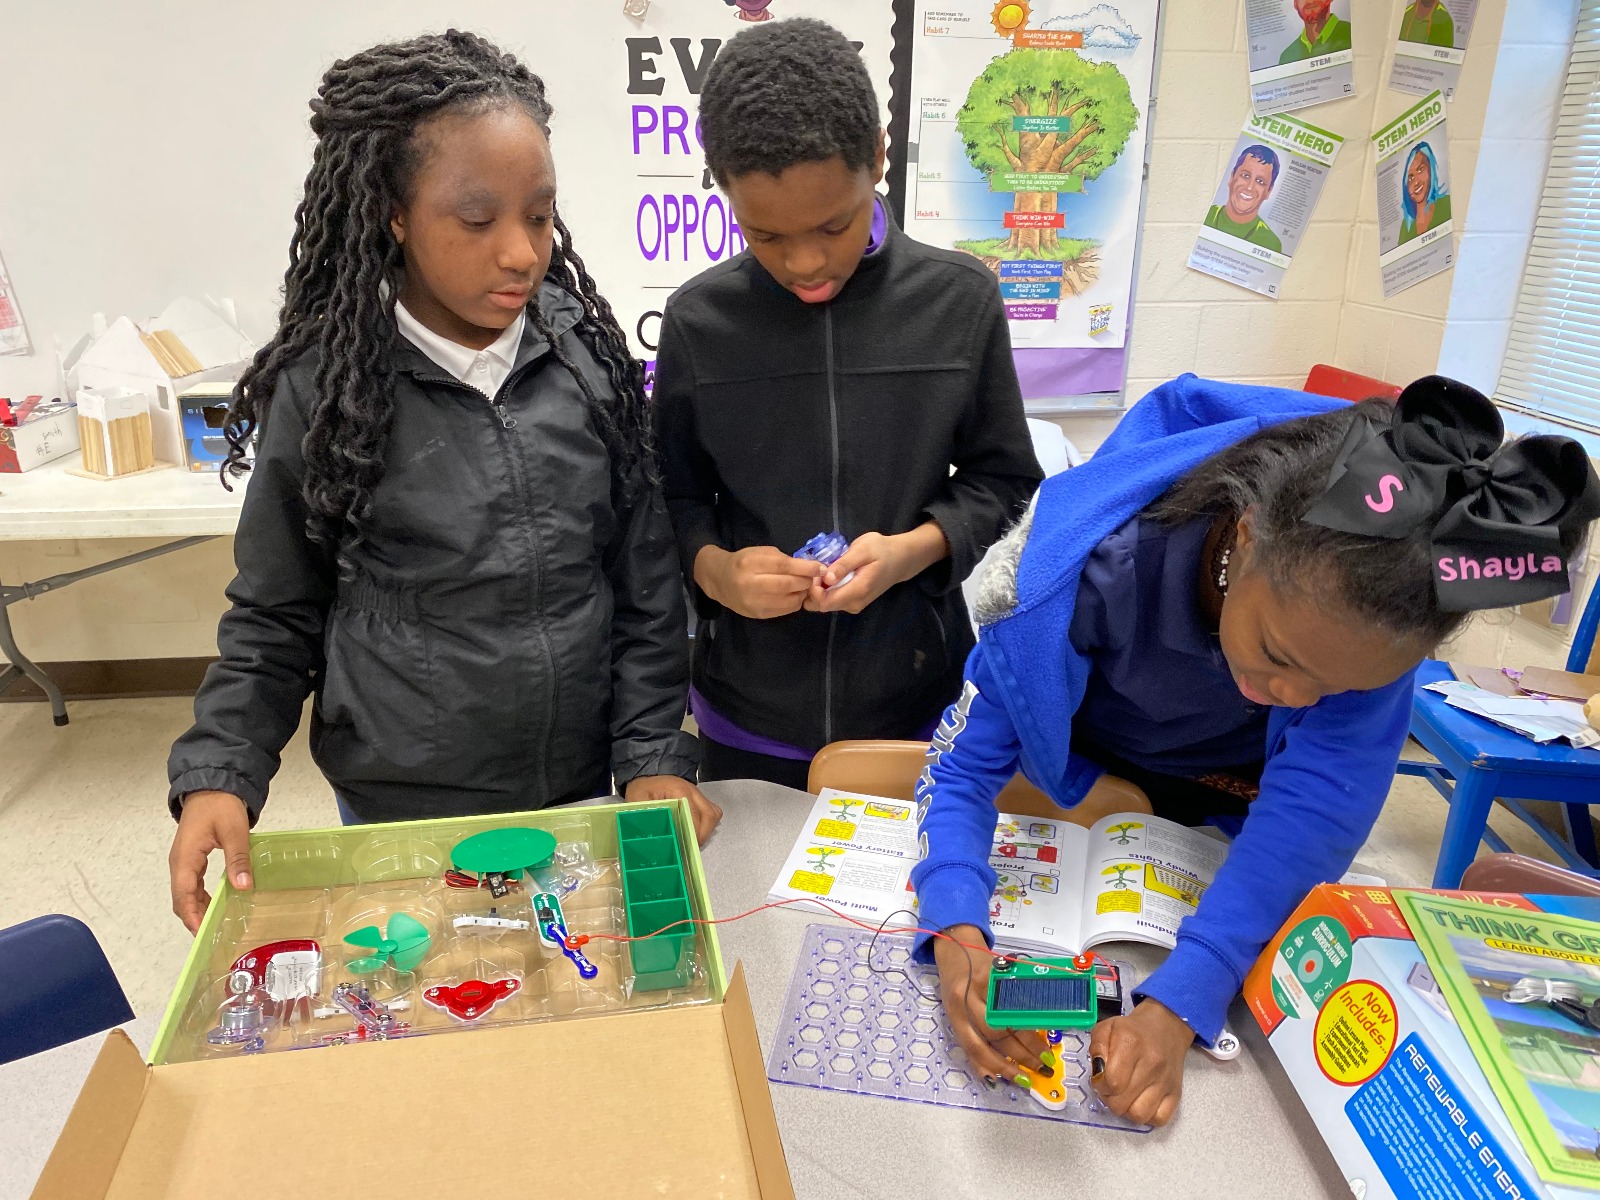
[33,798,794,1200]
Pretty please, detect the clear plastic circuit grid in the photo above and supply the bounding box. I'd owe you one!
[766,923,1149,1133]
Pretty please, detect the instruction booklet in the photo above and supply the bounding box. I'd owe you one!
[767,788,1228,954]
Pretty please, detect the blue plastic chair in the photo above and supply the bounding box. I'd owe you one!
[1398,581,1600,889]
[0,914,133,1064]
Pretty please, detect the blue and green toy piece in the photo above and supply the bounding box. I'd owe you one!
[617,807,695,991]
[534,891,597,980]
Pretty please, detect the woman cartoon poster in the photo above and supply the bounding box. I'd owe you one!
[1372,90,1455,297]
[1397,141,1451,246]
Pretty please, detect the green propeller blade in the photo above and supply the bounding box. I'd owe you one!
[342,915,432,973]
[386,913,432,971]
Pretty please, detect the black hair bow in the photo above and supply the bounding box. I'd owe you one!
[1302,375,1600,612]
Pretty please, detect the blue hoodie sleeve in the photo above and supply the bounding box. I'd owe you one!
[1134,671,1414,1043]
[908,646,1018,957]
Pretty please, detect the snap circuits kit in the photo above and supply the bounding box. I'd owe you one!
[766,923,1148,1132]
[155,803,718,1065]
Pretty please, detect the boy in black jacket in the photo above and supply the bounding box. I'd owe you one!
[654,19,1042,789]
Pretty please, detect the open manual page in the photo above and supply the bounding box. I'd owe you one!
[766,788,1229,955]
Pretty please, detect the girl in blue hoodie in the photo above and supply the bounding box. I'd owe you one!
[912,373,1599,1126]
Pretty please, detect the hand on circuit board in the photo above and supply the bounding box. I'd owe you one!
[931,924,1047,1083]
[1088,997,1194,1127]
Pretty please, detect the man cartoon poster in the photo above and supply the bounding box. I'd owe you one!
[1205,145,1284,252]
[1190,112,1344,298]
[1389,0,1482,99]
[1246,0,1354,115]
[1279,0,1352,65]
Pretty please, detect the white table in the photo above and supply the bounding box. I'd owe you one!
[0,453,243,722]
[3,781,1348,1200]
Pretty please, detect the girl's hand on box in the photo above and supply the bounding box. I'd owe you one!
[169,791,253,933]
[806,523,949,615]
[1088,997,1194,1127]
[696,545,823,620]
[931,924,1047,1082]
[625,775,723,844]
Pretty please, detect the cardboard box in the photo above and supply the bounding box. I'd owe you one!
[0,395,79,472]
[32,799,794,1200]
[1244,885,1599,1200]
[177,382,244,473]
[1518,667,1600,704]
[66,299,254,467]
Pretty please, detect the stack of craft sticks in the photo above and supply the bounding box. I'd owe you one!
[76,386,155,477]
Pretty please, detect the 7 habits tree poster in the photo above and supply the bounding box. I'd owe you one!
[905,2,1159,400]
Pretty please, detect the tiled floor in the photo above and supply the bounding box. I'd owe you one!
[0,696,1565,1018]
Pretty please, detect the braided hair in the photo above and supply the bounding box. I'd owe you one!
[224,30,651,562]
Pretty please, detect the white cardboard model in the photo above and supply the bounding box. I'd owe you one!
[67,298,253,467]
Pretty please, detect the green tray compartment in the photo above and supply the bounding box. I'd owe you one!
[617,808,694,990]
[623,865,687,905]
[620,834,680,872]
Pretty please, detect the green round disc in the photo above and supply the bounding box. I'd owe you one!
[451,827,558,875]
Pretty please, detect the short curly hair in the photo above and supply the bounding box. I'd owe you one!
[699,18,880,186]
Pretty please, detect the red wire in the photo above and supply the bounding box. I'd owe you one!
[568,896,1106,976]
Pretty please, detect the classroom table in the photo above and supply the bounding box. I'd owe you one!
[0,455,243,723]
[1,780,1349,1199]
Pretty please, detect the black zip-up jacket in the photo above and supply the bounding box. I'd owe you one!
[168,285,698,824]
[654,211,1043,750]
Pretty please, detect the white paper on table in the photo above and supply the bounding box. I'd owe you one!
[1424,681,1599,748]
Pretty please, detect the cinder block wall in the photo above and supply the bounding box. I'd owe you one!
[3,0,1577,669]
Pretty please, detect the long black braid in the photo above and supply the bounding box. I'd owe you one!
[223,30,653,564]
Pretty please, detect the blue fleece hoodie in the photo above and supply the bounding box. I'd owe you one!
[910,375,1414,1043]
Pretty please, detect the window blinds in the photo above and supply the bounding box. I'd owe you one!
[1496,3,1600,433]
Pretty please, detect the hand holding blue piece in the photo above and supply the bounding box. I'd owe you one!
[795,531,855,588]
[794,531,848,566]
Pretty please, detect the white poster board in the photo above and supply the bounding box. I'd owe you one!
[0,247,30,357]
[598,2,896,364]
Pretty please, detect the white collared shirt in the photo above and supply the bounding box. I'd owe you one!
[395,300,526,398]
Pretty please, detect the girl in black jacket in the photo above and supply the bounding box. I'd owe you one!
[166,32,718,931]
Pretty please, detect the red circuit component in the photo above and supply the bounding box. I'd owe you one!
[423,977,521,1021]
[231,939,319,987]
